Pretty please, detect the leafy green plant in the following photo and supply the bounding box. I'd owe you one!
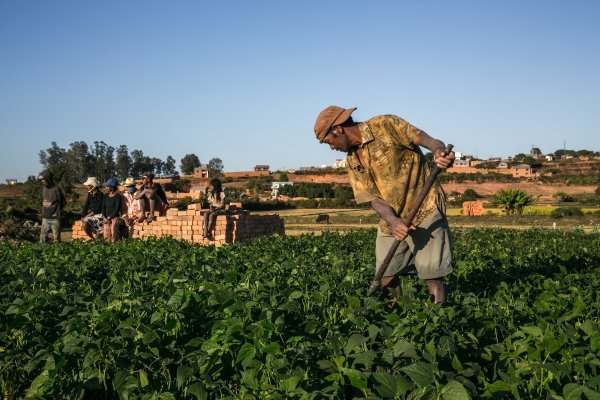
[553,191,574,203]
[492,188,534,215]
[1,228,599,398]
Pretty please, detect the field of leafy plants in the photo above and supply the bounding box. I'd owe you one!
[1,227,599,399]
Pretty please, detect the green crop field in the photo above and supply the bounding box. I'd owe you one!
[1,228,599,399]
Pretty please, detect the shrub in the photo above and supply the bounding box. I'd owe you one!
[492,188,534,215]
[551,207,584,218]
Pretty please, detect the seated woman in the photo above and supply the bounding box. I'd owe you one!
[102,178,126,242]
[202,178,226,241]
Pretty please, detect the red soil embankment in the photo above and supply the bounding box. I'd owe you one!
[288,174,596,202]
[442,182,596,200]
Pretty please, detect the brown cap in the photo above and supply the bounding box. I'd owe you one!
[313,106,357,142]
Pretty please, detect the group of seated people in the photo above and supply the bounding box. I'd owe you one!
[80,172,169,242]
[81,173,225,243]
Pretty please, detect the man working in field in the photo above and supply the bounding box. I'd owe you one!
[313,106,455,304]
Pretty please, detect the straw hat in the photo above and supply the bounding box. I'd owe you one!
[124,177,136,187]
[83,177,99,186]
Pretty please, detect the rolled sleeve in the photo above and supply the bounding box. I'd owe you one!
[348,168,380,204]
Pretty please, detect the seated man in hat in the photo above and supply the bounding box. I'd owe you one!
[135,172,168,223]
[81,177,104,241]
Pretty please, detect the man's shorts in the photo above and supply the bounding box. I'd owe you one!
[375,207,453,280]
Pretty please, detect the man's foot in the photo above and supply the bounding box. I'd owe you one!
[146,215,155,223]
[136,216,145,223]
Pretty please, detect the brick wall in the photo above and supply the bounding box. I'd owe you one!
[71,204,285,246]
[462,201,485,216]
[223,171,270,179]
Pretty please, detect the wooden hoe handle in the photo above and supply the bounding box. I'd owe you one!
[369,144,454,294]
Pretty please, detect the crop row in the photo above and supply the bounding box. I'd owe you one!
[1,228,599,399]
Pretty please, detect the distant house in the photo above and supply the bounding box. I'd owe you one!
[5,179,17,185]
[453,159,471,167]
[193,164,209,178]
[488,157,502,162]
[254,165,270,172]
[545,154,555,161]
[497,162,508,169]
[333,159,347,168]
[271,181,294,198]
[513,164,532,177]
[530,147,543,159]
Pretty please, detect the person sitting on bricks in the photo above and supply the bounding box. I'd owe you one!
[135,172,168,223]
[102,178,126,242]
[121,177,141,237]
[313,106,455,305]
[81,177,104,241]
[202,178,226,242]
[37,169,66,243]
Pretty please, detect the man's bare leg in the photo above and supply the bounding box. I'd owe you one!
[147,198,156,221]
[426,278,447,304]
[381,275,402,308]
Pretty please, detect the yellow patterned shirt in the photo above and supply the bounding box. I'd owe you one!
[346,115,446,234]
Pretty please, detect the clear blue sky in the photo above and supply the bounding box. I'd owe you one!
[1,1,599,182]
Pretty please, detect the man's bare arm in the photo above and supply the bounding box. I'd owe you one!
[413,131,455,169]
[371,198,415,241]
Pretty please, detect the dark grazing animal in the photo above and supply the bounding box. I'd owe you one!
[315,214,330,224]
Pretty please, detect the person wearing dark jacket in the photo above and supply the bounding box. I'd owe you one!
[102,178,125,242]
[81,177,104,240]
[37,170,66,243]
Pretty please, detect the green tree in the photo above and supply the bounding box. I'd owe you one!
[462,189,480,201]
[246,176,271,196]
[278,171,288,182]
[38,142,78,205]
[150,157,164,176]
[91,141,115,182]
[553,191,573,203]
[21,175,43,211]
[164,156,177,176]
[224,187,245,200]
[207,157,224,177]
[492,188,534,215]
[333,185,354,201]
[180,154,201,175]
[66,141,92,183]
[115,145,132,180]
[130,150,153,178]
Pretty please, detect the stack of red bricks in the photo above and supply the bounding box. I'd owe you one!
[462,200,485,216]
[71,203,285,246]
[71,220,91,240]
